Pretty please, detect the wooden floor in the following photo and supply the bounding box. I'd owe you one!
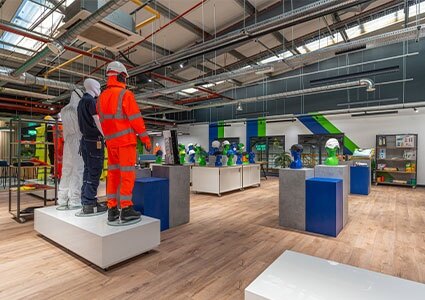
[1,178,425,300]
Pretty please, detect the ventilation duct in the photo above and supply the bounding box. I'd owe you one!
[61,0,143,52]
[144,79,375,115]
[0,66,81,90]
[191,79,375,110]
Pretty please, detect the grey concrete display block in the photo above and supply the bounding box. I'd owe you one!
[279,168,314,231]
[314,165,349,226]
[152,165,190,228]
[136,168,151,179]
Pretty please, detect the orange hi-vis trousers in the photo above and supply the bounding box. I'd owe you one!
[106,144,136,209]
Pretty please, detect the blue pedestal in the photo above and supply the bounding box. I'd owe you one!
[350,166,370,195]
[306,177,343,237]
[133,177,169,231]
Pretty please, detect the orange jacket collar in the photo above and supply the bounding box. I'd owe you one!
[106,76,126,89]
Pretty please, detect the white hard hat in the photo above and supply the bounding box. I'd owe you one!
[222,140,230,146]
[212,140,220,148]
[325,138,340,149]
[106,61,128,77]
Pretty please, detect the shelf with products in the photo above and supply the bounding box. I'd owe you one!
[8,117,61,223]
[375,134,418,188]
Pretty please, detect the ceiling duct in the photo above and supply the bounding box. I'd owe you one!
[0,66,81,90]
[137,64,274,98]
[191,79,375,110]
[144,79,375,116]
[60,0,143,52]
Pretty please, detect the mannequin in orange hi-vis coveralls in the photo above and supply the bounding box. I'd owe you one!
[98,61,152,223]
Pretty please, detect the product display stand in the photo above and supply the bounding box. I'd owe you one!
[375,134,418,188]
[136,167,151,179]
[192,165,242,196]
[242,164,261,188]
[152,165,190,227]
[245,250,425,300]
[306,178,343,237]
[314,165,349,226]
[34,206,160,270]
[350,165,371,195]
[279,168,314,231]
[8,118,59,223]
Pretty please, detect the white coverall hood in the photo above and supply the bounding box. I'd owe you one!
[84,78,101,98]
[58,89,84,207]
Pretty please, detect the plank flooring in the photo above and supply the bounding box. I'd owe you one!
[1,178,425,299]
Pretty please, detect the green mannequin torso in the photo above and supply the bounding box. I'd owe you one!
[324,147,339,166]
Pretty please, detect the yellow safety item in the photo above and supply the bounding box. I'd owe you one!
[35,125,50,181]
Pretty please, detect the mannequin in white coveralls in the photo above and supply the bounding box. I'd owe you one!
[57,89,85,208]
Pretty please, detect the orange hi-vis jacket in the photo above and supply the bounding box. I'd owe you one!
[97,76,148,147]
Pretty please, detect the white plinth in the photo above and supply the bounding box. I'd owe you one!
[192,166,242,196]
[242,164,261,188]
[245,250,425,300]
[315,165,349,226]
[34,206,160,269]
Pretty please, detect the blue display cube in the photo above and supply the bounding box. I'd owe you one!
[350,166,370,195]
[132,177,169,231]
[306,177,343,237]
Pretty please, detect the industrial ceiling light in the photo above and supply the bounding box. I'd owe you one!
[414,107,419,113]
[179,62,185,69]
[148,78,153,83]
[46,41,64,55]
[236,102,243,112]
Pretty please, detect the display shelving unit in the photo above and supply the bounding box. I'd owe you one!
[249,135,285,176]
[298,133,345,168]
[375,134,418,188]
[8,118,59,223]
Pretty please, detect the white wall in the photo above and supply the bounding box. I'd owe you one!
[170,110,425,184]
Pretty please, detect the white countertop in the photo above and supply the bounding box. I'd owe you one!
[245,250,425,300]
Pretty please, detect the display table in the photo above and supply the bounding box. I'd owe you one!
[152,165,190,227]
[133,178,169,231]
[242,164,261,188]
[34,206,160,269]
[306,177,343,237]
[279,168,314,231]
[245,250,425,300]
[314,165,349,225]
[192,165,242,196]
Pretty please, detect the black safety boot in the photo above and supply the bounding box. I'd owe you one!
[82,202,107,214]
[120,206,141,221]
[108,206,119,221]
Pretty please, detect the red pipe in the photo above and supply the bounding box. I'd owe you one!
[0,103,57,114]
[0,96,63,108]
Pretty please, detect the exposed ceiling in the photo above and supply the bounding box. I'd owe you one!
[0,0,423,125]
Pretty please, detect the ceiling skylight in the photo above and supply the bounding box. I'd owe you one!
[1,0,64,55]
[259,51,293,64]
[346,2,425,40]
[181,88,199,94]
